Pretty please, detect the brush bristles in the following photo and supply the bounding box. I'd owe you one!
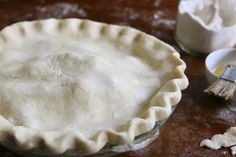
[204,79,236,100]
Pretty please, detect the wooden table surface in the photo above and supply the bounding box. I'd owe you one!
[0,0,235,157]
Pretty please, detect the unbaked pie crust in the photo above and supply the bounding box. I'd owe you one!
[0,18,188,154]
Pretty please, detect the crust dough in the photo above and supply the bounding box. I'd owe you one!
[0,18,188,154]
[200,127,236,155]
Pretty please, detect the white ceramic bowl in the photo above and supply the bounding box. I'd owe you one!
[205,48,236,84]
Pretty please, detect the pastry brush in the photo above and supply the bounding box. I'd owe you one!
[204,64,236,100]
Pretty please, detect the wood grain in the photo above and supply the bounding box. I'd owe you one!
[0,0,234,156]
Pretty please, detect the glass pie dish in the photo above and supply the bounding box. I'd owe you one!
[0,18,188,156]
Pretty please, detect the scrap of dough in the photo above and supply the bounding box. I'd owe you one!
[231,146,236,155]
[200,127,236,155]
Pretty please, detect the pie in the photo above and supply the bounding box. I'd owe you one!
[0,18,188,154]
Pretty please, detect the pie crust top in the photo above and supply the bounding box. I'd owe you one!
[0,18,188,154]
